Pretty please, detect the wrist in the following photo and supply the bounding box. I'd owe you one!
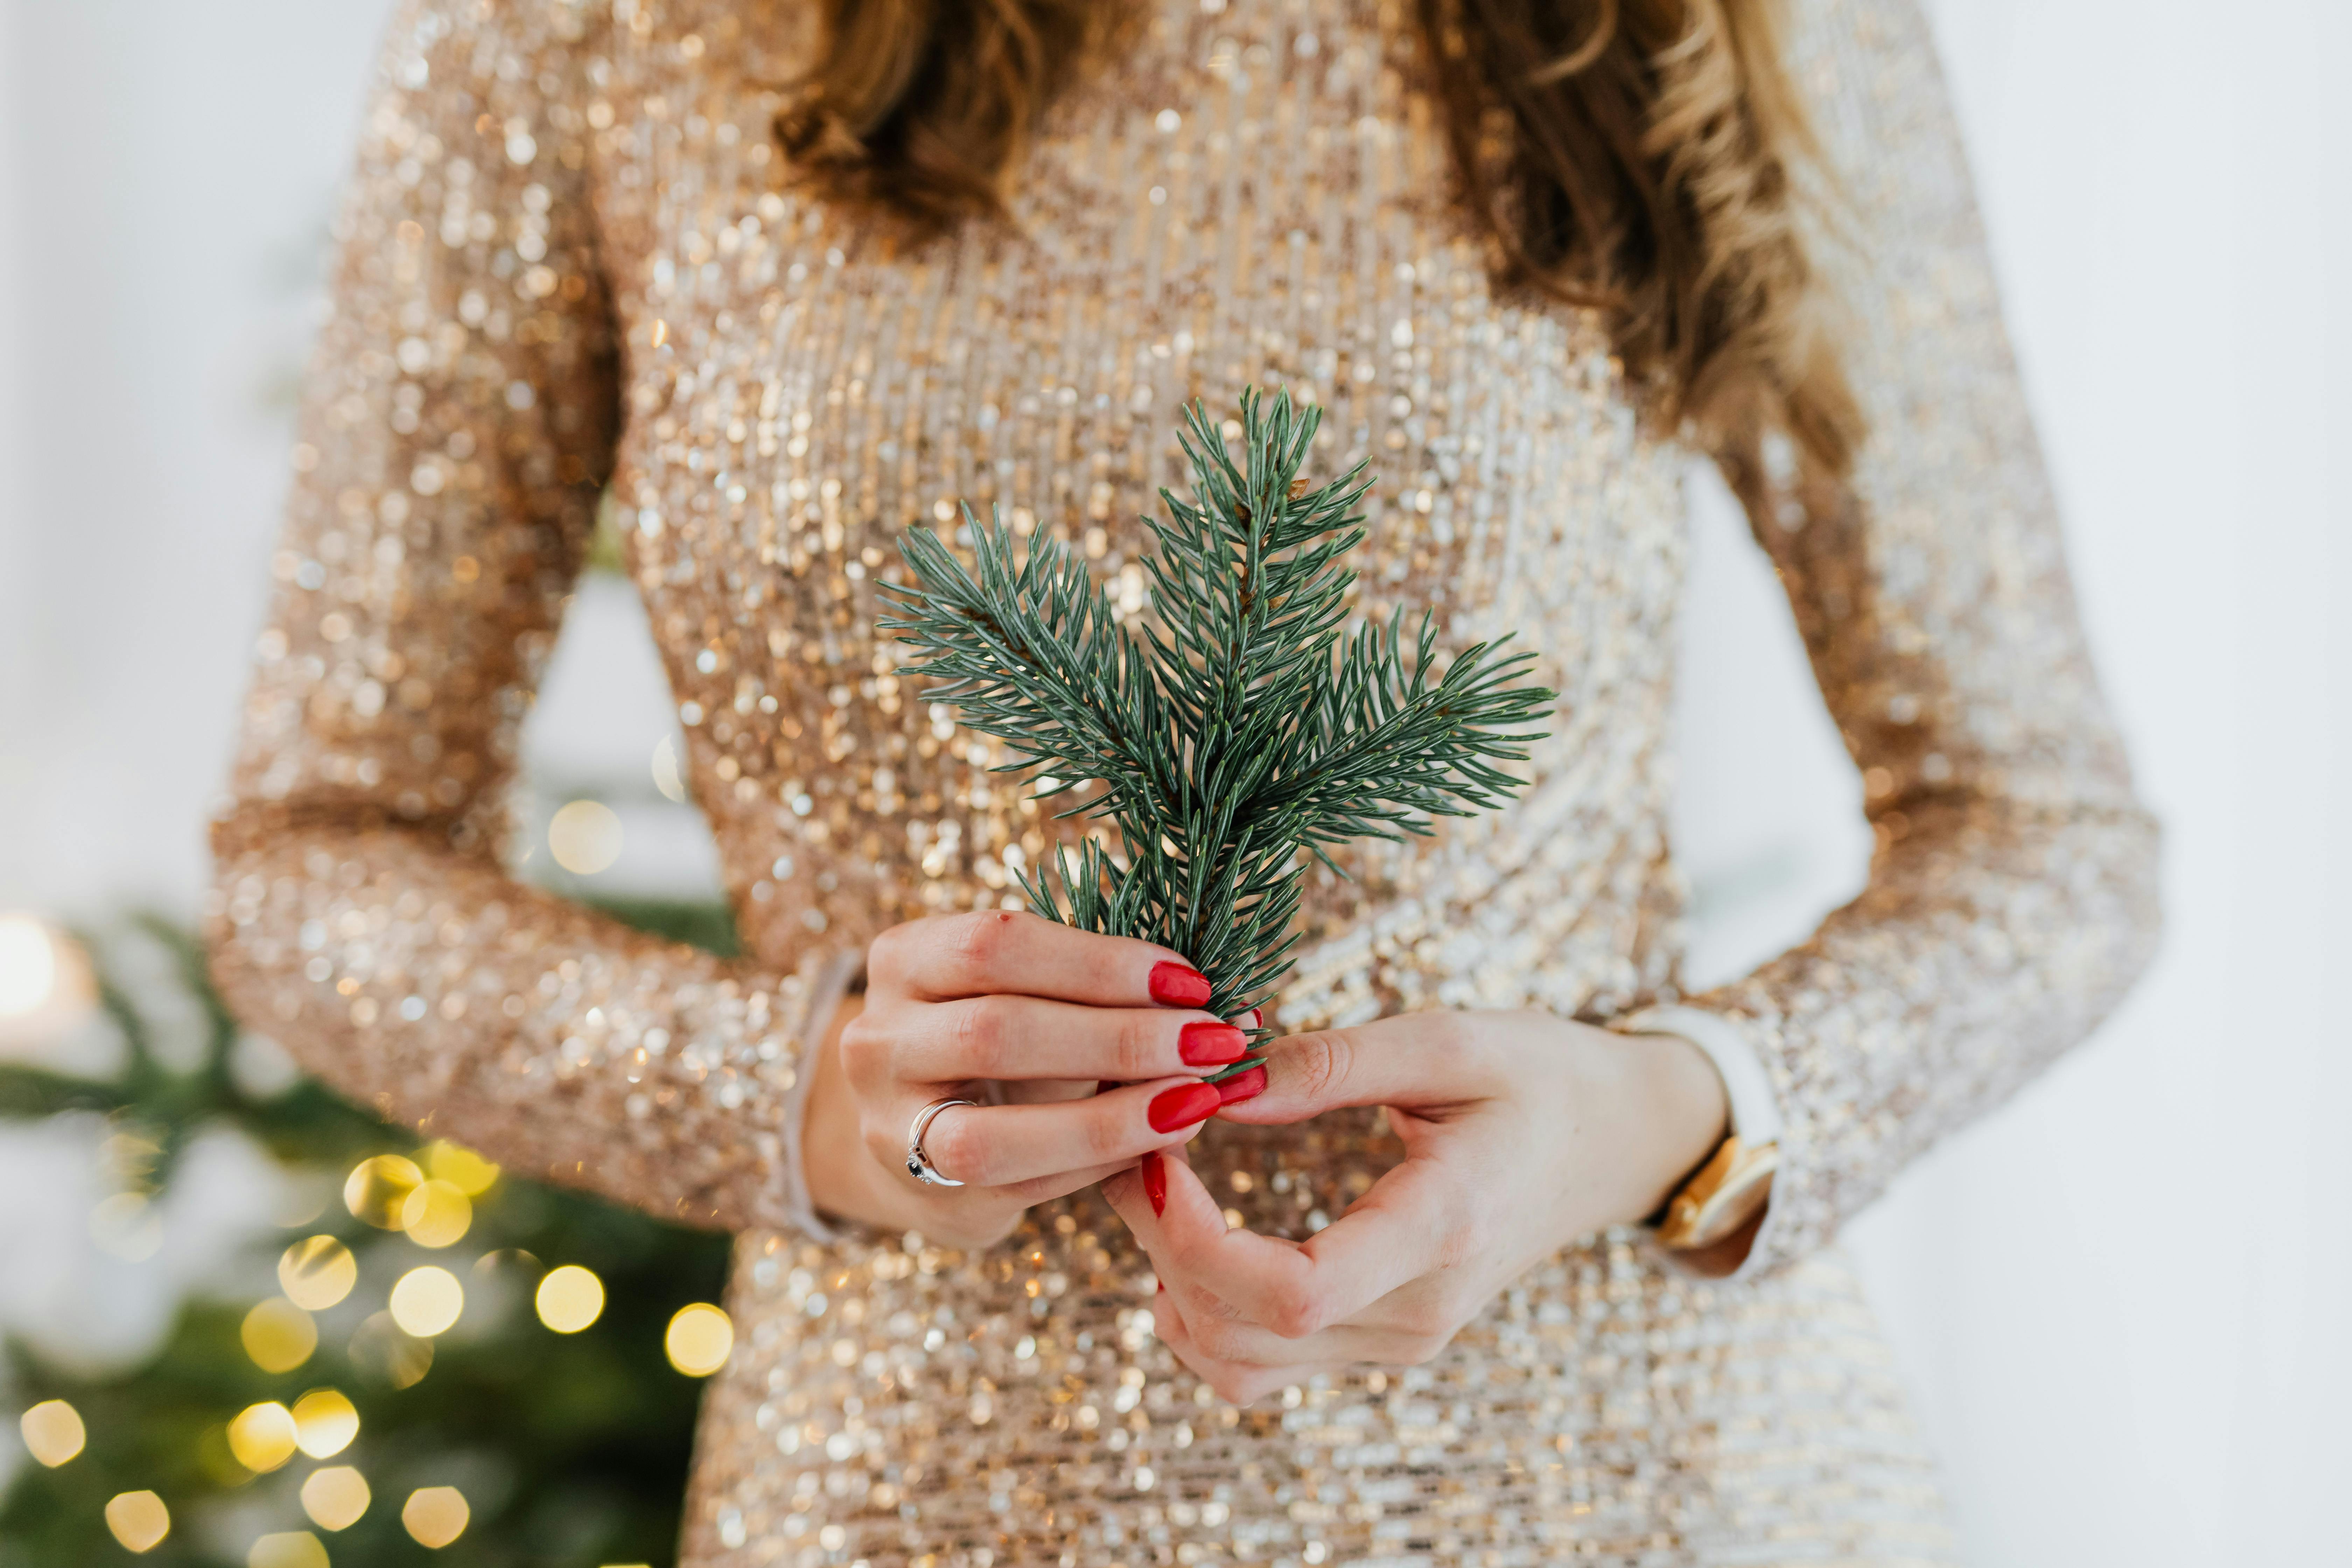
[1619,1029,1732,1216]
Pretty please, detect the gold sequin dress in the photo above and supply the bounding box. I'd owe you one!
[206,0,2161,1560]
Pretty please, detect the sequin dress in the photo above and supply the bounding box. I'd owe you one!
[206,0,2161,1560]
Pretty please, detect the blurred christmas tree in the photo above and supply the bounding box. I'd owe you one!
[0,906,739,1568]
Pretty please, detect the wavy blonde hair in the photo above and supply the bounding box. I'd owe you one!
[775,0,1860,480]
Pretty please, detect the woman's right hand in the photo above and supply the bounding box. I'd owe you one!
[800,909,1256,1248]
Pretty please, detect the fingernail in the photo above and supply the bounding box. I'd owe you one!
[1244,1008,1263,1031]
[1179,1021,1248,1066]
[1147,1081,1220,1133]
[1214,1065,1268,1107]
[1141,1150,1167,1217]
[1155,1279,1166,1294]
[1148,961,1212,1008]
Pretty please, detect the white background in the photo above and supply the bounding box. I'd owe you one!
[1,2,2345,1562]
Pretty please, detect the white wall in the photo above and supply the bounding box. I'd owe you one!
[0,2,2344,1561]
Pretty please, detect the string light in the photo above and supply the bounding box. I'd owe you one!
[398,1179,472,1247]
[548,799,624,874]
[19,1400,85,1466]
[388,1267,464,1337]
[278,1236,357,1310]
[536,1264,604,1333]
[344,1154,423,1228]
[103,1491,170,1553]
[226,1402,299,1473]
[240,1300,317,1374]
[665,1303,734,1377]
[402,1486,470,1548]
[300,1465,372,1531]
[422,1139,500,1195]
[247,1530,328,1568]
[290,1389,359,1458]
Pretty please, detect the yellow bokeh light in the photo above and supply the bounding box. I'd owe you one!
[402,1485,470,1548]
[301,1465,372,1531]
[241,1299,318,1374]
[535,1265,604,1334]
[291,1389,359,1458]
[388,1267,463,1337]
[397,1180,472,1248]
[248,1530,329,1568]
[548,799,624,875]
[344,1155,423,1228]
[226,1402,299,1473]
[665,1303,734,1377]
[348,1312,434,1389]
[422,1140,499,1196]
[104,1490,170,1553]
[19,1399,85,1466]
[278,1236,357,1311]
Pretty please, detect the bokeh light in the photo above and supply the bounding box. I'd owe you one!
[103,1491,170,1553]
[0,913,96,1044]
[226,1401,299,1473]
[423,1139,500,1196]
[344,1154,423,1228]
[278,1236,357,1310]
[388,1266,463,1337]
[247,1531,329,1568]
[348,1311,433,1388]
[535,1264,605,1333]
[0,913,59,1016]
[665,1302,734,1377]
[20,1399,85,1466]
[397,1178,472,1248]
[402,1485,470,1548]
[240,1298,318,1374]
[651,736,687,803]
[300,1465,372,1531]
[291,1388,359,1458]
[548,799,624,874]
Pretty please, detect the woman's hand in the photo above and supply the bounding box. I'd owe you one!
[1101,1009,1729,1404]
[800,910,1255,1248]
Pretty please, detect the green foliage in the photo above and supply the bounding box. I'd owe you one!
[881,390,1554,1060]
[0,910,735,1568]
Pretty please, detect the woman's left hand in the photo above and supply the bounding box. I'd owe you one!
[1101,1009,1730,1404]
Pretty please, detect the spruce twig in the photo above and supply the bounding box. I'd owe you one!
[878,389,1555,1075]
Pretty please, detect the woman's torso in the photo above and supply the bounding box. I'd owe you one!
[570,0,1948,1559]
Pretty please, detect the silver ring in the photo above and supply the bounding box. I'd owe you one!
[906,1098,978,1188]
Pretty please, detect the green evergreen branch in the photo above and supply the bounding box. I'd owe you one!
[878,389,1555,1069]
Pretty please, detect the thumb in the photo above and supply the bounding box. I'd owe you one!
[1214,1014,1490,1127]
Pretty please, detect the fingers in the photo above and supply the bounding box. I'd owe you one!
[1105,1143,1468,1341]
[1148,1289,1353,1406]
[868,909,1211,1008]
[1210,1012,1500,1127]
[883,993,1252,1084]
[903,1078,1224,1189]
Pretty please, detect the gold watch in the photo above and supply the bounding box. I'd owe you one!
[1615,1005,1782,1255]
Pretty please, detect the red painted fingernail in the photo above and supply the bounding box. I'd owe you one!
[1214,1065,1268,1106]
[1147,1081,1220,1133]
[1141,1150,1167,1217]
[1155,1279,1166,1294]
[1148,961,1212,1008]
[1179,1021,1248,1066]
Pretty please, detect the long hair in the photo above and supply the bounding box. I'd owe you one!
[774,0,1861,481]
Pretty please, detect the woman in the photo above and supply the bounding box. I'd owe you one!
[207,0,2160,1559]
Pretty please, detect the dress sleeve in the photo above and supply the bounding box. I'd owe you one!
[1678,0,2163,1276]
[205,0,831,1236]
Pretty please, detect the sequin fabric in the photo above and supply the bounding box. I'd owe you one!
[206,0,2161,1561]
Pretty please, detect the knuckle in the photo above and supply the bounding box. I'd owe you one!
[945,909,1024,984]
[1191,1318,1252,1363]
[1079,1101,1130,1163]
[926,1112,992,1188]
[1119,1012,1169,1079]
[1288,1030,1354,1106]
[1263,1277,1326,1340]
[864,921,920,989]
[952,995,1015,1078]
